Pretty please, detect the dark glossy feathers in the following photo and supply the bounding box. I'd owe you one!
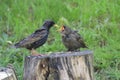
[15,29,48,50]
[15,20,55,50]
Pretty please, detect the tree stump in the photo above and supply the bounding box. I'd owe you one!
[0,67,17,80]
[24,50,93,80]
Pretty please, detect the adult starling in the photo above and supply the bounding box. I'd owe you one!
[14,20,55,55]
[59,25,87,51]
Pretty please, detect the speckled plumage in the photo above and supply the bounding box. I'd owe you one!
[15,20,55,51]
[60,25,87,51]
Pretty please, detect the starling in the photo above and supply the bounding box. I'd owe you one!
[14,20,55,55]
[59,25,87,51]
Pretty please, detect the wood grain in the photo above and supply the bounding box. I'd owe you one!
[23,50,93,80]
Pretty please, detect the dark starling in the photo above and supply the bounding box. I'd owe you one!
[59,25,87,51]
[14,20,55,55]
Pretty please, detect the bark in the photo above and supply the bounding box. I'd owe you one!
[0,67,17,80]
[24,50,93,80]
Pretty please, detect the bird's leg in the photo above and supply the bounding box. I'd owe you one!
[30,48,42,56]
[67,49,72,52]
[67,49,80,52]
[74,49,80,52]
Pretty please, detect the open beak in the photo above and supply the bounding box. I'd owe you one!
[57,26,64,32]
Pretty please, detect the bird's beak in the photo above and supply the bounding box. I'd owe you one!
[57,26,64,32]
[53,24,61,31]
[54,24,59,27]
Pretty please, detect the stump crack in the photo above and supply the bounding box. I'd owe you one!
[23,51,93,80]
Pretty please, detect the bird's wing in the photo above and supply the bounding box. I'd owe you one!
[15,29,48,47]
[72,31,87,48]
[71,31,82,39]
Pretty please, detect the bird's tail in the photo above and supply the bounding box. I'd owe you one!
[12,43,21,48]
[84,45,88,48]
[81,42,88,48]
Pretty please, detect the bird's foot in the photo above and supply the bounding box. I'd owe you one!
[67,49,80,52]
[31,53,48,57]
[31,49,46,56]
[74,49,80,52]
[31,53,42,56]
[67,49,71,52]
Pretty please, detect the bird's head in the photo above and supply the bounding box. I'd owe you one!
[43,20,55,30]
[59,25,72,35]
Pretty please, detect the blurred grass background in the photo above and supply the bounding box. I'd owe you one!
[0,0,120,80]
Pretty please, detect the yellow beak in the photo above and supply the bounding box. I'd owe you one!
[54,24,59,27]
[57,26,64,32]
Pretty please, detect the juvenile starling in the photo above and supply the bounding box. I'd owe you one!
[14,20,55,55]
[59,25,87,51]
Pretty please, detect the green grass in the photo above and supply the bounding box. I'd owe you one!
[0,0,120,80]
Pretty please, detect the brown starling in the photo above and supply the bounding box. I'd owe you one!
[14,20,55,55]
[59,25,87,51]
